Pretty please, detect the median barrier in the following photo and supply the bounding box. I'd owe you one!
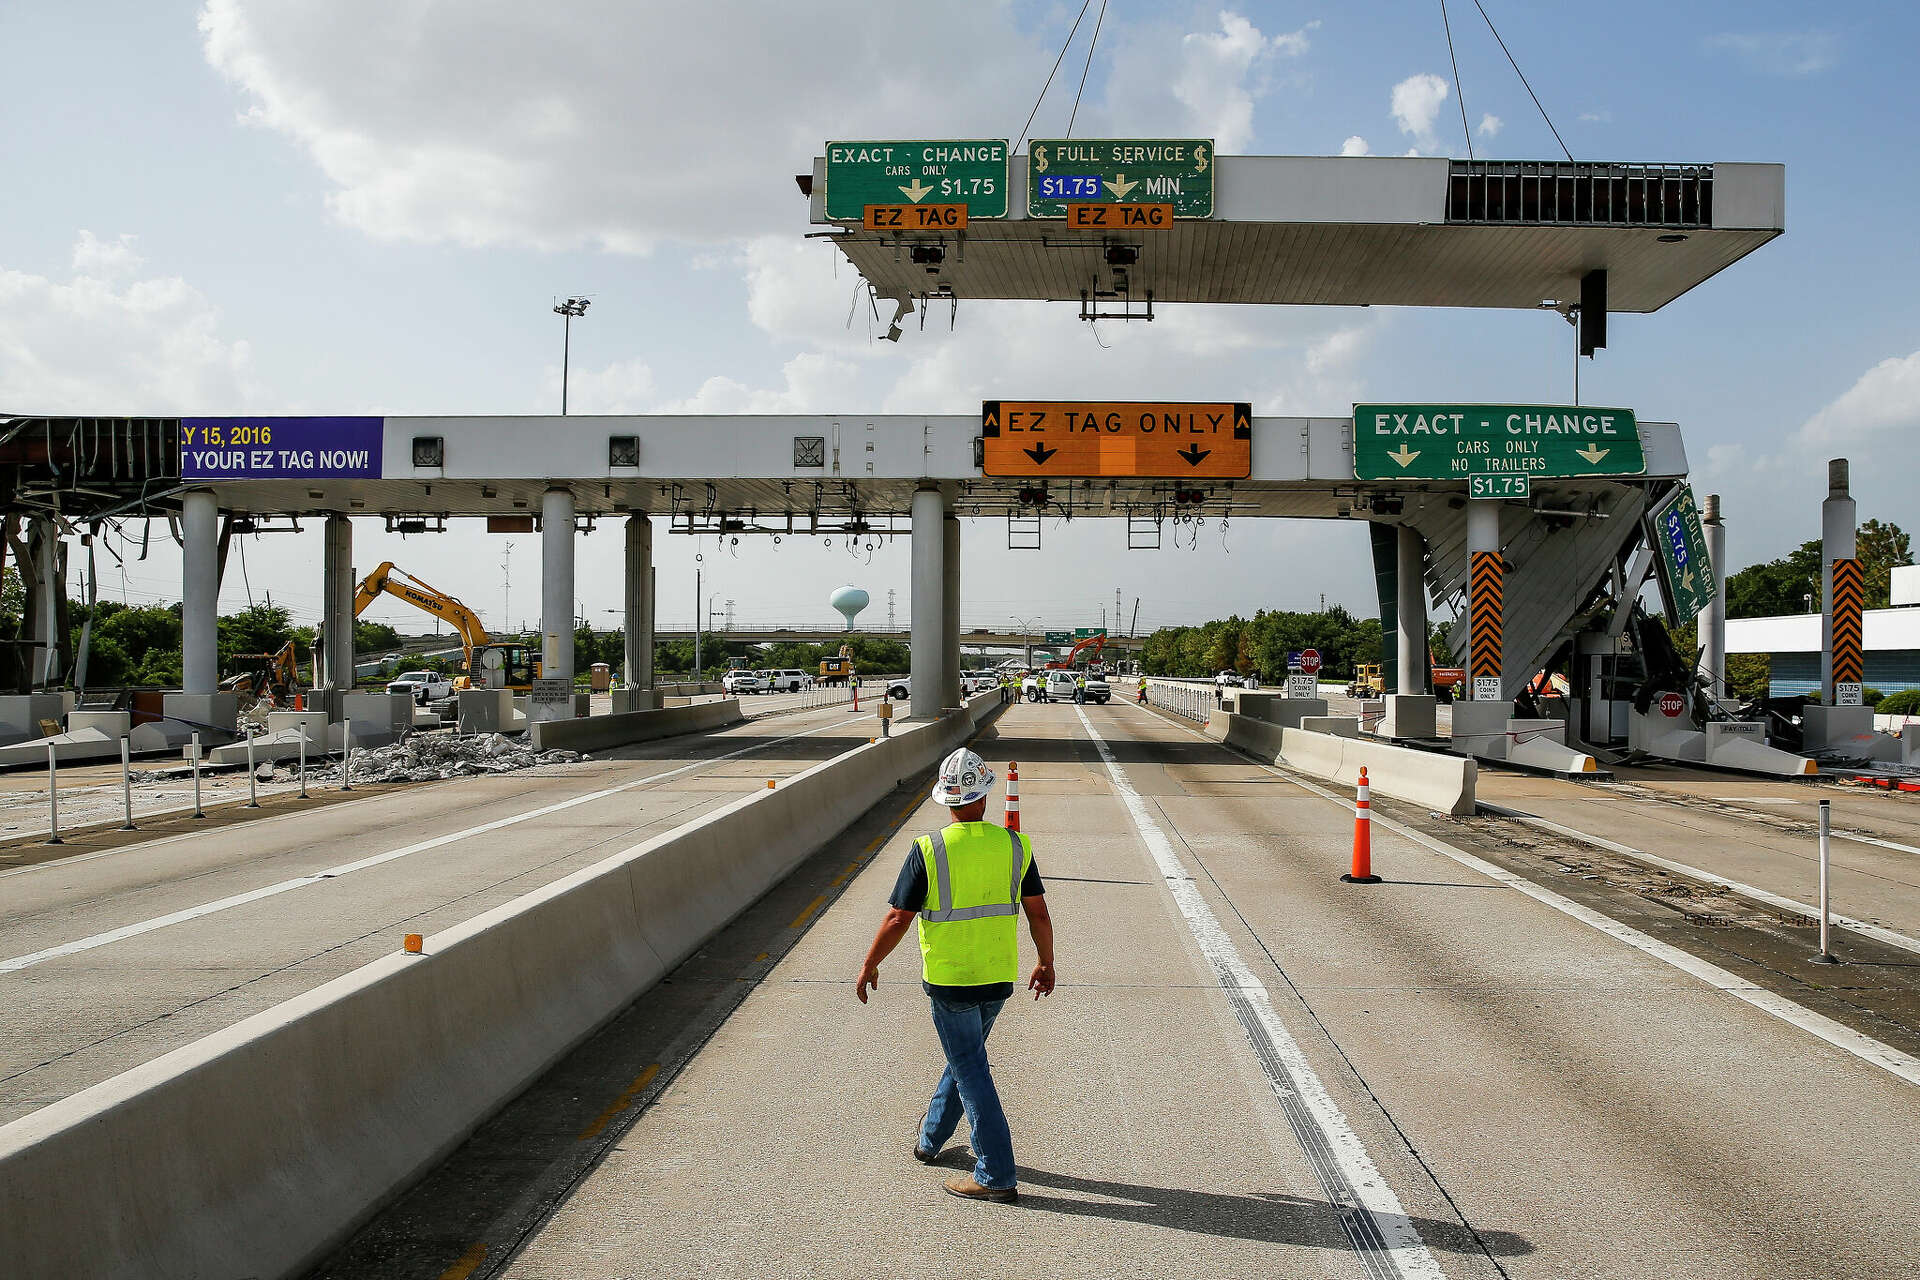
[529,697,743,753]
[0,688,1009,1280]
[1206,710,1475,816]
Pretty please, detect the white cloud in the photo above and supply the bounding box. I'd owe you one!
[1476,113,1503,138]
[71,231,144,279]
[1797,349,1920,448]
[1578,110,1612,124]
[546,357,656,415]
[1389,73,1450,147]
[198,0,1057,251]
[658,352,863,415]
[1705,30,1839,77]
[1340,135,1371,156]
[0,233,255,415]
[1102,12,1317,154]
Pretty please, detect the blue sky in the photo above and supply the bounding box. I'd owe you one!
[3,2,1914,634]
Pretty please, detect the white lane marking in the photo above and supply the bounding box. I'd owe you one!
[1477,800,1920,960]
[1124,702,1920,1090]
[1074,705,1446,1278]
[0,712,868,975]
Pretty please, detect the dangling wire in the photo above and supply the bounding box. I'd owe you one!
[1470,0,1573,161]
[1066,0,1108,139]
[1440,0,1473,160]
[1014,0,1093,154]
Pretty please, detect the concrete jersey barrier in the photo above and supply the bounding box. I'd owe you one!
[0,691,1010,1280]
[1207,709,1476,816]
[529,697,743,753]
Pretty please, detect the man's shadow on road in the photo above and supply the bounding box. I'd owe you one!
[929,1153,1532,1258]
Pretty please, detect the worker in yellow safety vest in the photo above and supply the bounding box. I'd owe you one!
[857,747,1054,1202]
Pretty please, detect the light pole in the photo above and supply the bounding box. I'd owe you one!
[693,565,702,678]
[553,296,590,415]
[1010,614,1038,671]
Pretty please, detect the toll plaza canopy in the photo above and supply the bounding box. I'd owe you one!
[805,154,1784,313]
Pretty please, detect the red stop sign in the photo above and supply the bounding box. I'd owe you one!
[1300,649,1323,674]
[1657,691,1685,718]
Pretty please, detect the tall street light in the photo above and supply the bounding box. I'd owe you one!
[553,296,590,414]
[1010,613,1038,672]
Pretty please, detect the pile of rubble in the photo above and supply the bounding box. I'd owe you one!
[267,733,587,785]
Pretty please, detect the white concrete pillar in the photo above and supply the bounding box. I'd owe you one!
[1820,459,1856,705]
[1466,500,1502,700]
[942,506,961,709]
[1701,494,1727,701]
[910,485,945,720]
[624,515,653,689]
[181,491,220,695]
[322,515,355,691]
[1396,524,1429,695]
[541,487,576,691]
[30,519,59,687]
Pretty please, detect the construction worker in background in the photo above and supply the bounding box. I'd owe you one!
[857,748,1053,1203]
[1073,672,1087,704]
[1136,679,1148,704]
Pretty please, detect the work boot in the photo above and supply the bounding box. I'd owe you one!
[944,1174,1017,1203]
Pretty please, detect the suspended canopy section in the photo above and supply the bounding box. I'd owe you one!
[804,154,1783,317]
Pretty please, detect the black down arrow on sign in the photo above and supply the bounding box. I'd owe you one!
[1024,443,1057,465]
[1177,445,1211,466]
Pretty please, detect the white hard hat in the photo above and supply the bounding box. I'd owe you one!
[931,747,995,808]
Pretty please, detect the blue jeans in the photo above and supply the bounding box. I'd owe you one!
[918,991,1015,1190]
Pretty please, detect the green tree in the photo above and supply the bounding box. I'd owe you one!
[1726,539,1822,618]
[1857,518,1912,608]
[355,620,402,653]
[219,603,294,661]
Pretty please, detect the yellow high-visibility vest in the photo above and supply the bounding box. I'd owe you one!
[914,821,1032,986]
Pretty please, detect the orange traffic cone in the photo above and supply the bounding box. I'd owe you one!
[1004,761,1020,833]
[1341,766,1380,883]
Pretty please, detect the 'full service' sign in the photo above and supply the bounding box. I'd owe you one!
[181,417,383,479]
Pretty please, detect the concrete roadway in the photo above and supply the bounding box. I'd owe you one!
[414,697,1919,1280]
[1479,769,1920,945]
[0,697,881,1126]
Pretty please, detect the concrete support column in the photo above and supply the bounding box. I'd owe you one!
[322,515,355,691]
[181,491,220,695]
[30,519,59,687]
[541,488,576,694]
[1701,494,1727,701]
[1820,460,1857,705]
[942,506,961,709]
[909,485,945,720]
[1465,500,1503,701]
[1396,524,1429,695]
[624,515,653,689]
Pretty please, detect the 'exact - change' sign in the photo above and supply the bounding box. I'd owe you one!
[1351,404,1644,481]
[1028,138,1214,219]
[180,417,383,480]
[982,401,1251,478]
[824,140,1008,220]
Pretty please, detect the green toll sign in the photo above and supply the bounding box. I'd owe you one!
[823,140,1008,220]
[1351,404,1644,482]
[1028,138,1214,218]
[1648,485,1716,623]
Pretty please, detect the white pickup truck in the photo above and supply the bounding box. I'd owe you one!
[387,670,453,704]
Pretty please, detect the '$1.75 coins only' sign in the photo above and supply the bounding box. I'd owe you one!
[982,401,1251,478]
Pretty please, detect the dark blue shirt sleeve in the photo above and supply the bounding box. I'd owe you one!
[889,844,928,911]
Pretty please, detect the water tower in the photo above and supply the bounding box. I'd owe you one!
[830,585,870,630]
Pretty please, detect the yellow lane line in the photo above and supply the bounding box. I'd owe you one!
[437,1242,487,1280]
[575,1063,661,1142]
[788,894,830,929]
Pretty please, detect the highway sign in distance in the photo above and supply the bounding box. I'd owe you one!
[982,401,1251,478]
[1351,404,1644,481]
[1646,484,1715,623]
[824,140,1008,220]
[1028,138,1214,218]
[1044,631,1072,645]
[1074,627,1107,639]
[1299,649,1323,675]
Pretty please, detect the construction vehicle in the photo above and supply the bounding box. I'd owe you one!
[1432,667,1466,702]
[349,562,540,691]
[221,639,302,709]
[819,643,855,687]
[1346,663,1384,699]
[1045,632,1108,671]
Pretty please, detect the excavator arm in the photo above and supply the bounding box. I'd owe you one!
[352,562,492,670]
[1046,632,1108,669]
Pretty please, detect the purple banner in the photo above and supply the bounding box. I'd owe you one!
[180,417,383,479]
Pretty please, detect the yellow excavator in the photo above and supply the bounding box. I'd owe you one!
[221,639,302,709]
[350,562,541,691]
